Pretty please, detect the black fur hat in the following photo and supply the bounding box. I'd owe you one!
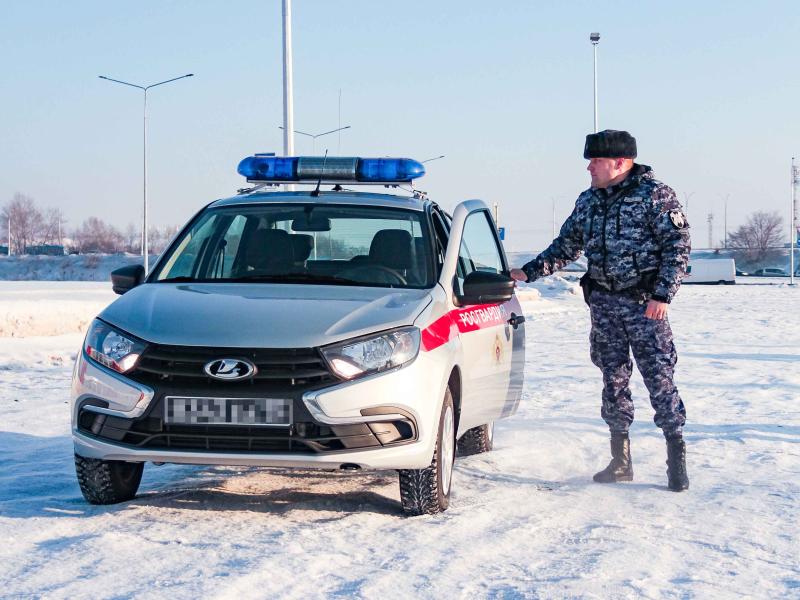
[583,130,637,159]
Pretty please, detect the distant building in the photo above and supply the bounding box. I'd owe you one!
[24,245,65,256]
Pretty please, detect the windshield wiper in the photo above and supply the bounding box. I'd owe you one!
[156,276,198,283]
[226,273,363,285]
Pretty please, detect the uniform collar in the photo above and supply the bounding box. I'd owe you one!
[592,163,652,199]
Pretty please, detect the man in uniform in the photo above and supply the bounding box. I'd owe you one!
[510,130,691,491]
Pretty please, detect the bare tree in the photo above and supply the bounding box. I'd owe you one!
[38,207,66,246]
[147,225,180,254]
[726,211,784,262]
[2,193,45,252]
[123,223,140,254]
[73,217,124,253]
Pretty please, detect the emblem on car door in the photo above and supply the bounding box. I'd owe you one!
[204,358,257,381]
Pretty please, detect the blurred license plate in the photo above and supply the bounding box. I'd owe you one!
[165,397,291,426]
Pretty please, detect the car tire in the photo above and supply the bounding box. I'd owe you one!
[398,388,455,516]
[457,422,494,456]
[75,454,144,505]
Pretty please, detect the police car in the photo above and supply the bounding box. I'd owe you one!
[71,155,526,515]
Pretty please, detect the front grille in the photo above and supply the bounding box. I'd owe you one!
[78,400,417,454]
[129,344,336,387]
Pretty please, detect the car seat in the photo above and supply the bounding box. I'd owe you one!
[239,228,295,276]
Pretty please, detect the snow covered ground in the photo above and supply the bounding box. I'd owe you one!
[0,280,798,598]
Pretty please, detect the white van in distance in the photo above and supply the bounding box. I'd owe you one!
[684,258,735,285]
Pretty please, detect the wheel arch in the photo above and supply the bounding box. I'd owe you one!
[447,366,462,433]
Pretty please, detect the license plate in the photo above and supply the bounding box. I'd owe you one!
[165,397,292,426]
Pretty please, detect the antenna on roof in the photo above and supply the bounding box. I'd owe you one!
[310,150,329,197]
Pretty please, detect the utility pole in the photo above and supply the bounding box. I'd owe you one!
[723,194,729,249]
[282,0,295,191]
[7,214,11,256]
[683,191,694,217]
[791,157,798,285]
[282,0,295,157]
[493,203,499,228]
[707,213,714,249]
[590,33,600,132]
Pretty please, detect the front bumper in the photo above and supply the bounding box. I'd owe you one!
[71,349,448,470]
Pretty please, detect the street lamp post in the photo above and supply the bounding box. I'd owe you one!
[99,73,194,274]
[590,32,600,133]
[278,126,351,154]
[791,157,798,285]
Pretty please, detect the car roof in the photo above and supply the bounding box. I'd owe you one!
[210,190,428,212]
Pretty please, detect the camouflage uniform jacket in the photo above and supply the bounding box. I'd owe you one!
[522,164,691,303]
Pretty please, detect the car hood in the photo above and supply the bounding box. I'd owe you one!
[99,283,433,348]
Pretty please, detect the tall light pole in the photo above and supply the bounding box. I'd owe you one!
[707,212,714,249]
[791,157,798,285]
[590,32,600,133]
[683,191,694,217]
[99,73,194,274]
[722,194,729,249]
[282,0,295,158]
[278,125,351,154]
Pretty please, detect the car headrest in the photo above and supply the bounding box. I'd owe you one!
[243,228,294,271]
[290,234,314,262]
[369,229,413,270]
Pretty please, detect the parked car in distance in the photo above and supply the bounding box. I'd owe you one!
[752,268,788,277]
[684,258,735,285]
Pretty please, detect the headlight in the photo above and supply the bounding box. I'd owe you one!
[321,327,420,380]
[84,319,147,374]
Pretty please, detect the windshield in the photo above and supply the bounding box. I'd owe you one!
[151,203,435,288]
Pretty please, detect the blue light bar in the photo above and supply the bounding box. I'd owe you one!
[357,158,425,182]
[237,156,298,181]
[237,155,425,184]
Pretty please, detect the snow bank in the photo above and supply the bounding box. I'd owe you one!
[0,282,116,337]
[0,254,151,281]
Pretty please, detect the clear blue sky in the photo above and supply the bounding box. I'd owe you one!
[1,0,798,251]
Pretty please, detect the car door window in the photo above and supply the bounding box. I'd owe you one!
[431,210,450,271]
[455,211,504,295]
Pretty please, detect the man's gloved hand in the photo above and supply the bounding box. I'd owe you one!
[509,268,528,283]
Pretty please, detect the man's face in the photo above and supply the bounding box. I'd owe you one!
[587,157,623,188]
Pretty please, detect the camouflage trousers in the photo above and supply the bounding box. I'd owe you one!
[589,289,686,437]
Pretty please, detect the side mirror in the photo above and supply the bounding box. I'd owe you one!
[111,264,145,295]
[456,271,515,305]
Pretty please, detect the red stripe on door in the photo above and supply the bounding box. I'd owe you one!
[420,295,524,352]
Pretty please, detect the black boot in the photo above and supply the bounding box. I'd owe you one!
[593,433,633,483]
[666,436,689,491]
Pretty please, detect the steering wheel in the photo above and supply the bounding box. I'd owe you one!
[338,264,408,285]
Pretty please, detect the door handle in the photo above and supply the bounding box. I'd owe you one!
[507,314,525,329]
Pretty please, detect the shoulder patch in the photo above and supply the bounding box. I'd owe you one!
[669,209,688,229]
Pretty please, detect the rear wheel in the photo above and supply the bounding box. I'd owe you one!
[457,422,494,456]
[398,388,455,515]
[75,454,144,505]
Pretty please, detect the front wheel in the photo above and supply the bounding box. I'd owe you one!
[75,454,144,505]
[398,388,455,516]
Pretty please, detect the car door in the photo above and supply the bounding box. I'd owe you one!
[440,201,526,433]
